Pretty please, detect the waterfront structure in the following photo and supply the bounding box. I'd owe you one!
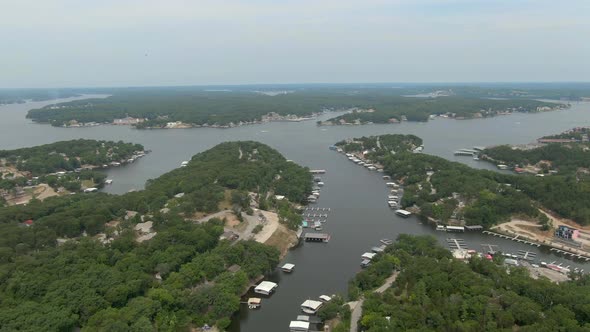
[281,263,295,273]
[301,299,323,314]
[303,233,330,242]
[395,209,412,218]
[254,281,278,295]
[555,225,579,240]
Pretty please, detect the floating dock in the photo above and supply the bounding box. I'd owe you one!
[549,248,590,261]
[482,231,541,247]
[517,250,537,261]
[481,244,499,255]
[303,233,330,243]
[447,238,467,249]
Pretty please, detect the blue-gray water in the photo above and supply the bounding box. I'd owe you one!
[1,97,589,332]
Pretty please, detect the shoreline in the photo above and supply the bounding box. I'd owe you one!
[318,104,569,127]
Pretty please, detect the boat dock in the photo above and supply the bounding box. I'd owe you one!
[301,207,331,226]
[517,250,537,261]
[447,238,467,249]
[482,230,541,247]
[481,244,499,254]
[549,248,590,261]
[310,169,326,174]
[303,233,331,243]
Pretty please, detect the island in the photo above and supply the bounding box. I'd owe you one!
[0,139,146,206]
[0,141,312,331]
[335,134,590,259]
[24,86,570,129]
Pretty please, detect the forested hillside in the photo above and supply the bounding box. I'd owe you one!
[335,134,423,154]
[26,88,564,128]
[351,235,590,331]
[483,143,590,173]
[0,141,311,330]
[0,139,144,175]
[324,96,562,124]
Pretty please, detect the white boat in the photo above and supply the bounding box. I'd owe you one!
[247,297,261,309]
[180,161,189,167]
[436,225,446,231]
[367,166,377,171]
[319,295,332,302]
[497,164,509,170]
[105,179,113,185]
[301,299,323,314]
[281,263,295,273]
[317,182,324,187]
[296,315,310,322]
[254,281,278,295]
[289,320,310,332]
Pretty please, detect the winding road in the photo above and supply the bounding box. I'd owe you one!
[350,271,399,332]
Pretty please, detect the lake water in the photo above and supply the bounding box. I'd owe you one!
[1,97,589,331]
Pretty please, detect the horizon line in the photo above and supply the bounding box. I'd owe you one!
[2,81,590,90]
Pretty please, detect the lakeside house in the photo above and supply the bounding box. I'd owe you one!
[555,225,579,240]
[113,117,145,125]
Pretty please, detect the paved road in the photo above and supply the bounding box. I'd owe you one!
[350,271,399,332]
[349,299,364,332]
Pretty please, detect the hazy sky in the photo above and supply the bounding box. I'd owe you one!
[1,0,589,88]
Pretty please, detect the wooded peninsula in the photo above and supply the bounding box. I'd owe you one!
[25,88,565,128]
[0,140,146,206]
[337,134,590,228]
[349,235,590,331]
[0,141,311,330]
